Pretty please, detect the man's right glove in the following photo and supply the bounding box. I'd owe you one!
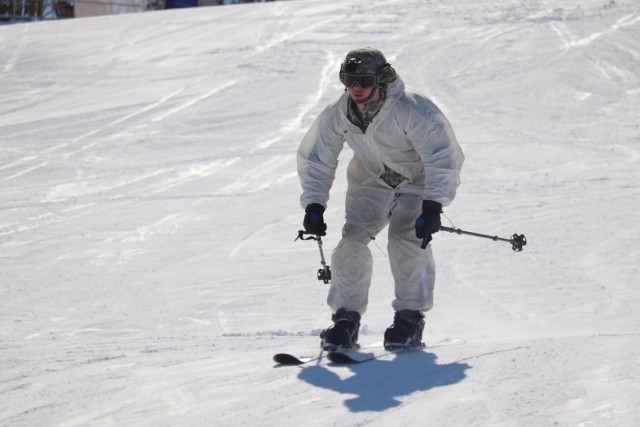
[415,200,442,244]
[303,203,327,236]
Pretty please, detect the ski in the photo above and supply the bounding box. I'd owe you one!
[273,342,384,366]
[327,345,417,364]
[273,338,464,366]
[326,337,466,364]
[273,352,326,366]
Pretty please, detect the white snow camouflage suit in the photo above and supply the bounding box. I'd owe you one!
[297,77,464,315]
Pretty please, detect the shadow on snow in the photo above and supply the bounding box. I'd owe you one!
[297,350,470,412]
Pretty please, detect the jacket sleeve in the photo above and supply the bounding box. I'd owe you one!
[297,104,345,209]
[406,100,464,206]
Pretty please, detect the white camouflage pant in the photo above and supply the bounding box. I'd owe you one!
[327,173,436,315]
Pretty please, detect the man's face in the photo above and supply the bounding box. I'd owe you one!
[347,82,375,104]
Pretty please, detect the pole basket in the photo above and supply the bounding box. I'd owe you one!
[510,233,527,252]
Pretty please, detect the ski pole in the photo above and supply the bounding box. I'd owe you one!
[437,226,527,252]
[295,230,332,284]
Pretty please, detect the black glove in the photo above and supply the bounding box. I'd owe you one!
[303,203,327,236]
[415,200,442,240]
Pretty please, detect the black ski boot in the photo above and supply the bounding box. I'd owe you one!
[320,308,360,350]
[383,310,425,349]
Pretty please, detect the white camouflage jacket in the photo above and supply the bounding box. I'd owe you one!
[297,77,464,209]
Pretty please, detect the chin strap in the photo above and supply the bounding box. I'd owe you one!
[354,85,380,105]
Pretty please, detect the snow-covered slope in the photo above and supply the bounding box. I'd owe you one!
[1,0,639,425]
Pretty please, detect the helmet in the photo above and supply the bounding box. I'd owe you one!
[339,47,397,88]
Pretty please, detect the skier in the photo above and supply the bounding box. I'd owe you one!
[297,47,464,350]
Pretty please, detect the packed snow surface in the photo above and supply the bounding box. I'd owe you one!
[1,0,639,425]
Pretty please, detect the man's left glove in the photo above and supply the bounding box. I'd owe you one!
[303,203,327,236]
[415,200,442,241]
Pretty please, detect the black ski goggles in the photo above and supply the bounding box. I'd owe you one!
[341,73,377,89]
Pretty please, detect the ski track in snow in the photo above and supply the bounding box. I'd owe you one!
[1,0,639,426]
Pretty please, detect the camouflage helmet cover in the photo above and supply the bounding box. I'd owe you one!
[339,47,397,86]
